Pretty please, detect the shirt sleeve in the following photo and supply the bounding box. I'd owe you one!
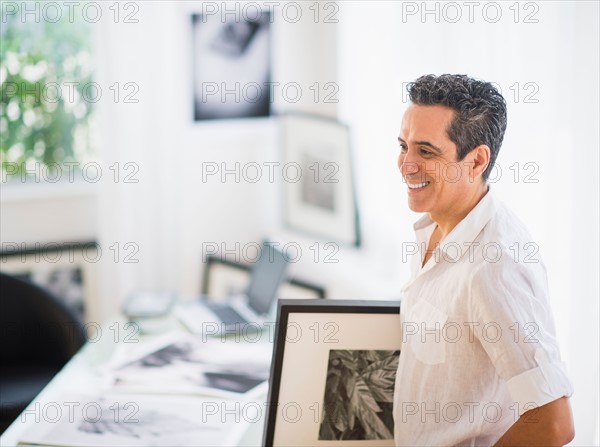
[468,257,573,416]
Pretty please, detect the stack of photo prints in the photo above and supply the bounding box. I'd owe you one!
[18,334,273,446]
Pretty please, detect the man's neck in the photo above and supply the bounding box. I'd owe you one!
[430,184,489,238]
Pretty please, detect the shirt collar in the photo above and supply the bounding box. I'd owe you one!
[414,187,498,263]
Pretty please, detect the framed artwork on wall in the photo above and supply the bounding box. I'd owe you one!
[281,113,361,246]
[0,241,99,323]
[191,9,272,120]
[264,299,401,446]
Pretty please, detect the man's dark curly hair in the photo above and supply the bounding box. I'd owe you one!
[407,74,507,181]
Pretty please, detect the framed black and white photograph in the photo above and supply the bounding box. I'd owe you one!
[0,241,99,323]
[202,255,326,300]
[281,114,361,246]
[191,9,271,120]
[264,299,401,446]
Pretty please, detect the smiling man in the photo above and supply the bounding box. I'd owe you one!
[393,74,574,446]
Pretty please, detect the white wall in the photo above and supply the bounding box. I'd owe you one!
[1,182,97,245]
[91,1,403,314]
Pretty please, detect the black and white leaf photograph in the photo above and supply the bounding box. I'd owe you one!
[319,349,400,441]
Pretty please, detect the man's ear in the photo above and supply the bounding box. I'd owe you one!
[468,145,490,181]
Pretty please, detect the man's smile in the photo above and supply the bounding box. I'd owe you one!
[406,181,431,191]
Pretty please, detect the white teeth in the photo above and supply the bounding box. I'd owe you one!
[407,181,430,189]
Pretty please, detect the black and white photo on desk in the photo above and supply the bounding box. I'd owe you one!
[105,334,271,398]
[19,393,251,447]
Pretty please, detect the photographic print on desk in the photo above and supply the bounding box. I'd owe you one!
[281,114,361,246]
[108,334,272,398]
[19,393,251,447]
[191,9,271,120]
[264,299,401,446]
[0,241,99,323]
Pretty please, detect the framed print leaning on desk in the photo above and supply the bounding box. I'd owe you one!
[264,299,401,446]
[202,255,326,300]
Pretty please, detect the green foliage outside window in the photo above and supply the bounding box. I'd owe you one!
[1,6,95,179]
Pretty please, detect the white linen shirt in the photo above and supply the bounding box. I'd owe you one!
[393,189,573,446]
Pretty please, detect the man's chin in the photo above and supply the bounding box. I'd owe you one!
[407,200,429,214]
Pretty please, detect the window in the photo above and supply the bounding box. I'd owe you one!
[1,2,96,183]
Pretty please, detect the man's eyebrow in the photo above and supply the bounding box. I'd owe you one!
[397,137,443,153]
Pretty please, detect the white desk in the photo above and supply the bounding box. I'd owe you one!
[0,314,272,446]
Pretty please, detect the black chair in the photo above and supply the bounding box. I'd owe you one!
[0,272,86,433]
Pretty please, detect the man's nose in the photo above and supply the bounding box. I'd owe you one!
[399,153,420,176]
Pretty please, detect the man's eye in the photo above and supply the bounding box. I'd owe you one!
[420,149,432,156]
[399,145,408,153]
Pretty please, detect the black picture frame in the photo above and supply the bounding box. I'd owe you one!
[0,241,99,323]
[201,255,326,300]
[264,299,401,446]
